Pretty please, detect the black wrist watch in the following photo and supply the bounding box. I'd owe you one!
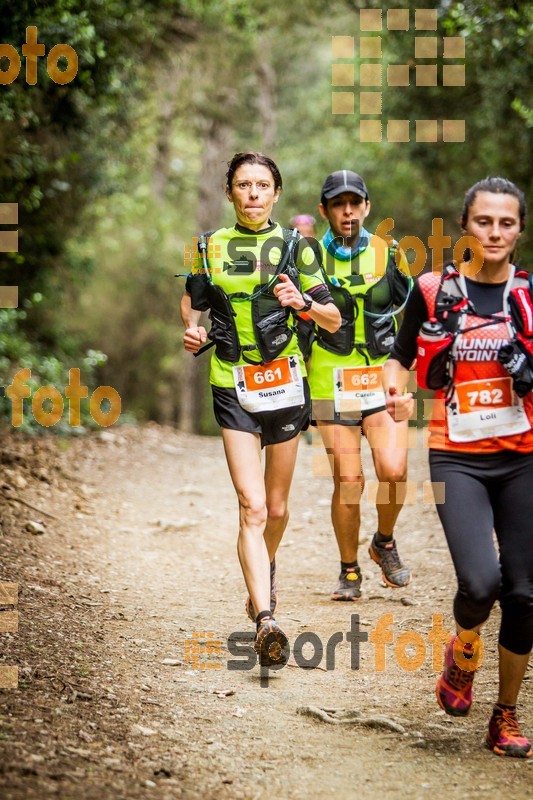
[300,292,313,312]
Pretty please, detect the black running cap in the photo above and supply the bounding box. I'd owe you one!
[321,170,369,201]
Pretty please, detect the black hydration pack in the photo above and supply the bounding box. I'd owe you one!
[192,227,300,364]
[315,279,356,356]
[293,237,322,361]
[315,245,410,362]
[418,264,533,396]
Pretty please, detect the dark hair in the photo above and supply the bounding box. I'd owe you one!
[461,177,527,232]
[226,152,283,192]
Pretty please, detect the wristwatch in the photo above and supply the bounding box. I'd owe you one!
[300,292,313,312]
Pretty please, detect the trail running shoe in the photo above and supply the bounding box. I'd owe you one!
[331,566,362,600]
[486,707,532,758]
[368,533,411,588]
[254,617,289,668]
[436,635,475,717]
[246,559,277,622]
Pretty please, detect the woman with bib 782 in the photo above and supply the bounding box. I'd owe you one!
[384,178,532,758]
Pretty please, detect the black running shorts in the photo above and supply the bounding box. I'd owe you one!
[310,398,386,426]
[211,380,310,448]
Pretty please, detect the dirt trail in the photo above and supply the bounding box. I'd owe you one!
[0,425,531,799]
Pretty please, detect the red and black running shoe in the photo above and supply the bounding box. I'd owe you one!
[436,635,476,717]
[486,707,532,758]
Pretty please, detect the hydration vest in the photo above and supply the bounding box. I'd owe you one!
[315,245,410,362]
[420,264,532,333]
[418,264,533,390]
[193,227,301,364]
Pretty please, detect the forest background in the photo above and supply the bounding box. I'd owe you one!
[0,0,531,434]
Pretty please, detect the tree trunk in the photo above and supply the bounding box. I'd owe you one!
[152,101,175,203]
[178,116,231,434]
[256,42,277,152]
[152,61,181,204]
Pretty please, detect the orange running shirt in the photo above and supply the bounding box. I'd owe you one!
[418,271,533,453]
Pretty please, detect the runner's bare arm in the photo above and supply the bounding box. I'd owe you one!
[382,358,414,422]
[273,274,341,332]
[180,292,207,353]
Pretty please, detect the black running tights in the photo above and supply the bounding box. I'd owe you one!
[429,449,533,655]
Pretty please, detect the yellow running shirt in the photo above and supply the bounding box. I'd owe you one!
[307,238,410,403]
[188,223,326,388]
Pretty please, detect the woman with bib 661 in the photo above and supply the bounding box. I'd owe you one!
[181,152,340,668]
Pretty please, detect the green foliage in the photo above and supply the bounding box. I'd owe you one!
[382,0,532,265]
[60,189,188,425]
[0,0,196,299]
[0,296,107,434]
[0,0,531,432]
